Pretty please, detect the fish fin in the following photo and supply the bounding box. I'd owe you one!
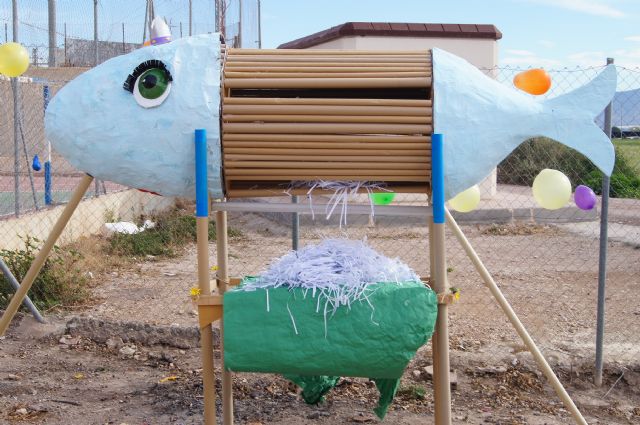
[541,64,617,176]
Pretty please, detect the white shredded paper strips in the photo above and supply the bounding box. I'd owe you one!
[238,239,420,328]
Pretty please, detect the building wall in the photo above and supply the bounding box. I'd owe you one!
[306,35,499,197]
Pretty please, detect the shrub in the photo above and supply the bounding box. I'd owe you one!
[106,208,242,257]
[498,137,640,199]
[0,236,89,310]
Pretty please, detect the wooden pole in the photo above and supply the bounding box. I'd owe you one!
[445,209,588,425]
[216,210,233,424]
[194,129,217,425]
[431,133,452,425]
[0,174,94,336]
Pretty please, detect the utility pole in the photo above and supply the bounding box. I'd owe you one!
[180,21,183,38]
[237,0,242,47]
[122,23,125,52]
[63,23,67,65]
[188,0,193,36]
[48,0,56,67]
[142,0,148,42]
[257,0,261,48]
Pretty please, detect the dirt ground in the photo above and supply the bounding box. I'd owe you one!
[1,212,640,424]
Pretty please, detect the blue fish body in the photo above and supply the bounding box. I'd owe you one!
[45,35,616,200]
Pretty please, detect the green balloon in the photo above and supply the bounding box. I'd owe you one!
[370,192,396,205]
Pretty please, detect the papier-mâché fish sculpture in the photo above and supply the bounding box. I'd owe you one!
[45,34,616,199]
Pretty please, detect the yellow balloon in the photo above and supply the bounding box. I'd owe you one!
[532,169,571,210]
[448,185,481,213]
[0,42,30,77]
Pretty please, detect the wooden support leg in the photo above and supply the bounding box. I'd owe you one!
[0,174,94,336]
[216,211,233,425]
[445,209,587,425]
[431,220,452,425]
[197,216,217,425]
[428,220,442,423]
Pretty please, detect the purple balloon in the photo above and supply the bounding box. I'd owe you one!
[574,185,597,210]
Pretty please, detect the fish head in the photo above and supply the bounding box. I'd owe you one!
[45,34,223,198]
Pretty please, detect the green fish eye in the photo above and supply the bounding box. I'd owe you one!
[138,68,169,100]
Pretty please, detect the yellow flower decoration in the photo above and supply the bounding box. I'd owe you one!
[450,287,461,301]
[189,287,201,298]
[210,265,219,271]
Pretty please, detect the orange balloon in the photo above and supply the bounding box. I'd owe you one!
[513,69,552,95]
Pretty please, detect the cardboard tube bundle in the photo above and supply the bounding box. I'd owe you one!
[221,48,433,198]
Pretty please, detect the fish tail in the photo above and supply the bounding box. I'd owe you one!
[541,64,617,176]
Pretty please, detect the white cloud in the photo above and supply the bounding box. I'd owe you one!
[523,0,626,18]
[506,49,536,56]
[625,36,640,42]
[538,40,557,49]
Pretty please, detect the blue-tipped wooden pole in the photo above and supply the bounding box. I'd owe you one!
[194,129,217,425]
[430,133,452,425]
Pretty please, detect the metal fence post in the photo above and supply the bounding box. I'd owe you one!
[48,0,56,67]
[0,258,45,323]
[12,0,20,217]
[93,0,100,198]
[292,195,299,250]
[595,57,614,387]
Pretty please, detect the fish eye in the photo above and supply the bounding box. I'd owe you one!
[123,60,173,108]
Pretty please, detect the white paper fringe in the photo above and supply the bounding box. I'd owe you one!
[239,239,420,319]
[288,180,392,227]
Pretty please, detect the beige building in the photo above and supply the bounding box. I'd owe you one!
[279,22,502,196]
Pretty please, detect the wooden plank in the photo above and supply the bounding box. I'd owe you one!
[224,61,429,68]
[226,185,430,198]
[224,148,431,157]
[223,122,432,134]
[224,161,429,169]
[222,142,430,150]
[222,104,431,116]
[222,133,430,142]
[227,174,430,182]
[224,77,431,89]
[225,168,428,176]
[223,66,429,73]
[223,114,432,124]
[224,71,431,79]
[225,56,431,63]
[223,97,432,107]
[228,48,431,55]
[224,153,430,161]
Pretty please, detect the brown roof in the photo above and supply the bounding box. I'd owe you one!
[278,22,502,49]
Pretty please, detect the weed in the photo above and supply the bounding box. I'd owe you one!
[0,236,89,310]
[106,208,242,258]
[397,384,427,400]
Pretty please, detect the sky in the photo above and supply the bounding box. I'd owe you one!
[259,0,640,69]
[1,0,639,69]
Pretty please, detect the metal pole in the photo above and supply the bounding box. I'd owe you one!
[93,0,100,197]
[142,0,148,43]
[63,23,67,65]
[12,0,20,217]
[0,258,45,323]
[257,0,261,48]
[122,23,125,52]
[292,195,299,250]
[48,0,56,67]
[595,57,614,387]
[188,0,192,36]
[4,22,7,43]
[180,21,183,38]
[238,0,242,47]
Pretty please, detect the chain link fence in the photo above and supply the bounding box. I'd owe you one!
[0,34,638,411]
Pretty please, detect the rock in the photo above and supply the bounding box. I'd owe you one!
[6,374,20,381]
[119,345,136,357]
[475,366,507,375]
[307,411,330,419]
[422,365,458,389]
[106,336,124,350]
[350,413,376,423]
[15,407,28,415]
[412,370,422,379]
[59,335,80,346]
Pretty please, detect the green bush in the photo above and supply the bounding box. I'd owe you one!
[0,236,89,310]
[106,208,242,257]
[498,137,640,199]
